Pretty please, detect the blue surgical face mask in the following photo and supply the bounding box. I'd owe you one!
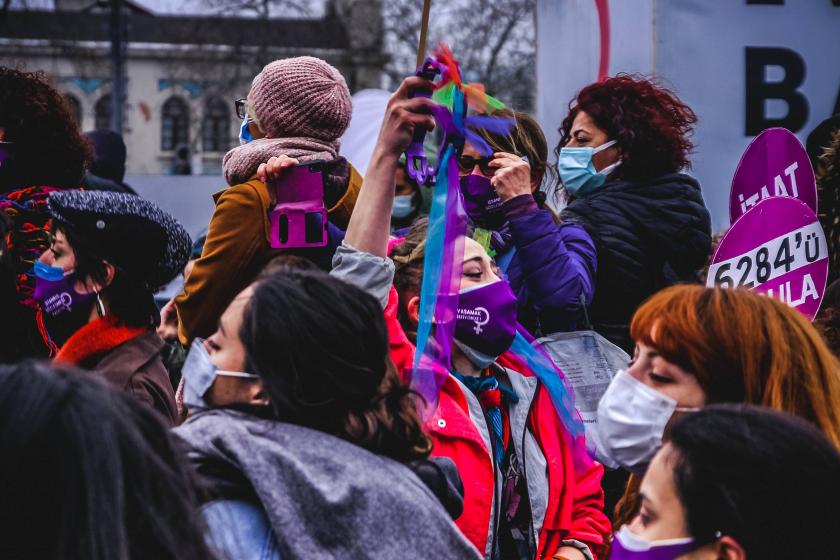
[181,338,259,411]
[557,139,621,197]
[392,194,416,219]
[239,117,253,145]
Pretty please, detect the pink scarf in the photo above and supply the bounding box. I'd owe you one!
[221,136,339,186]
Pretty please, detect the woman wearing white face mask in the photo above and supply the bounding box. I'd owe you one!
[555,75,712,355]
[610,404,840,560]
[592,284,840,528]
[175,268,482,560]
[179,286,268,414]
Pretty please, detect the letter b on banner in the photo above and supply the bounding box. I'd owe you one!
[745,47,809,135]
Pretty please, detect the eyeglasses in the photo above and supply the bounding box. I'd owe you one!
[457,155,495,175]
[234,98,247,120]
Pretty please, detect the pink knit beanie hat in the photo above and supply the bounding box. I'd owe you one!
[248,56,352,142]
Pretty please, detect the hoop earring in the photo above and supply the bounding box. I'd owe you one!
[95,290,106,317]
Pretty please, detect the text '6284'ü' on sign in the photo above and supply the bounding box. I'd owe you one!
[708,197,828,320]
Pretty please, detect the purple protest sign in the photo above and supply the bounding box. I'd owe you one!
[709,197,828,320]
[729,128,817,223]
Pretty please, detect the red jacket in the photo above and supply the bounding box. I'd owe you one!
[384,287,610,559]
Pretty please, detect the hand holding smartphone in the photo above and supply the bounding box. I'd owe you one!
[268,160,328,249]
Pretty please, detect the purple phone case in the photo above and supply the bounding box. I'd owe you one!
[268,163,328,249]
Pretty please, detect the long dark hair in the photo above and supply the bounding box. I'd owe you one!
[240,269,432,463]
[668,404,840,557]
[56,223,159,328]
[0,361,213,559]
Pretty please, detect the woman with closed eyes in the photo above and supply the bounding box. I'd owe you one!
[595,284,840,528]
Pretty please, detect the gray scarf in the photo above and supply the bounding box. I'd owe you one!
[174,409,480,560]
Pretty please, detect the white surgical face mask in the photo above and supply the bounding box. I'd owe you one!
[181,338,259,411]
[595,370,699,474]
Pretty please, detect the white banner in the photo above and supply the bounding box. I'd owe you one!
[536,0,840,230]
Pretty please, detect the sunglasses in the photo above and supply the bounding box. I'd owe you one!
[457,155,496,175]
[234,98,247,120]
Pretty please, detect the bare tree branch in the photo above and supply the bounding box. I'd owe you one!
[483,3,527,87]
[382,0,536,110]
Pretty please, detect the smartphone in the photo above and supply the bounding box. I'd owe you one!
[268,161,328,249]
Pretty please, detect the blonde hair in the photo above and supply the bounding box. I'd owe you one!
[474,108,549,188]
[244,96,263,132]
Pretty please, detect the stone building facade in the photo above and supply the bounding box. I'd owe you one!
[0,0,385,175]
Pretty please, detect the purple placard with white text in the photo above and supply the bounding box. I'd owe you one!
[709,197,827,321]
[729,128,817,223]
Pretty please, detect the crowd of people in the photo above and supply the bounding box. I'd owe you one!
[1,54,840,560]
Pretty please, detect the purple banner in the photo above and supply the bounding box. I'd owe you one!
[729,127,817,223]
[709,196,827,321]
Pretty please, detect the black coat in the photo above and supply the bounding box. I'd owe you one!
[561,173,712,353]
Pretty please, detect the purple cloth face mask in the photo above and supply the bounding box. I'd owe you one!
[455,279,518,358]
[610,526,698,560]
[33,260,96,317]
[459,174,505,229]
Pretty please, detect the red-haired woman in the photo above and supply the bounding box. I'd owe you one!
[600,284,840,528]
[556,75,712,354]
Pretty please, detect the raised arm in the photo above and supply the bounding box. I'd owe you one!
[343,76,436,257]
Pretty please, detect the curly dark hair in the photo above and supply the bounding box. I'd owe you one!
[0,67,91,190]
[556,74,698,181]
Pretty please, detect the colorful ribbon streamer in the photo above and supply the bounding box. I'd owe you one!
[411,87,468,413]
[407,47,586,456]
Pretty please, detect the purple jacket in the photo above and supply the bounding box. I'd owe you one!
[495,195,597,336]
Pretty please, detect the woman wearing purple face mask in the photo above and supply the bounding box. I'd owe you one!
[35,190,191,425]
[331,77,610,560]
[612,404,840,560]
[458,109,596,338]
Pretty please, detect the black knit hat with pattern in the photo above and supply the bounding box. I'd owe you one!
[46,190,191,290]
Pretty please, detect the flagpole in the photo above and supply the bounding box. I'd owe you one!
[416,0,432,68]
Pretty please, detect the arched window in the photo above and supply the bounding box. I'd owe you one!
[95,95,112,130]
[64,94,82,128]
[161,96,190,151]
[202,97,230,152]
